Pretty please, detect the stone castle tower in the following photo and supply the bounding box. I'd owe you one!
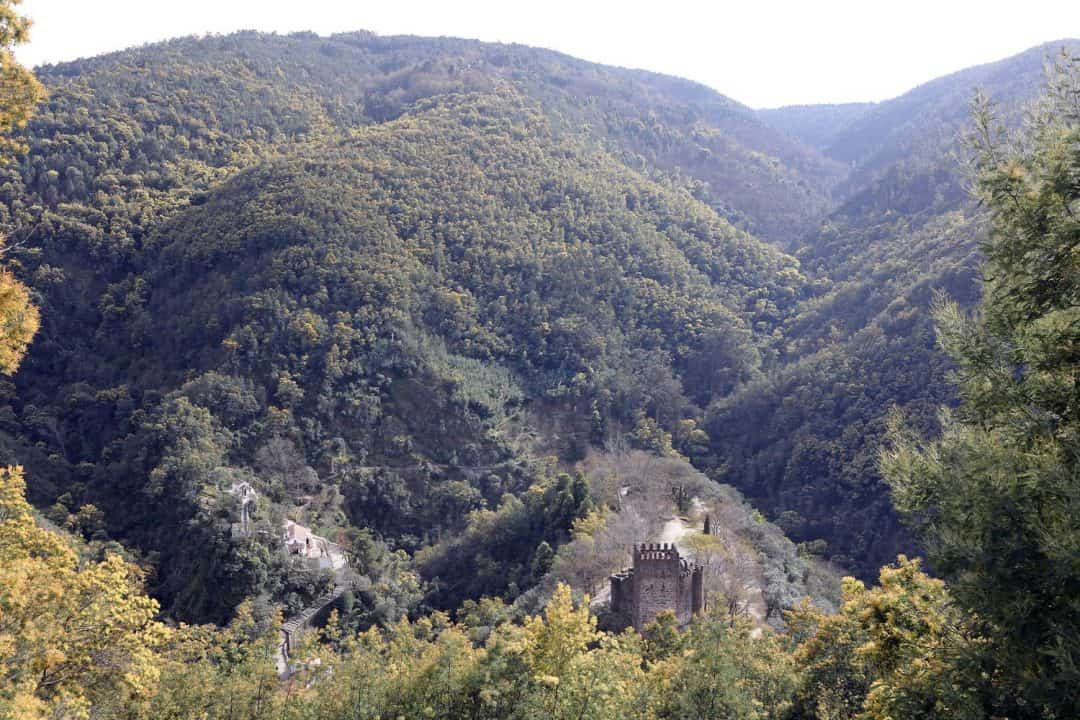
[610,542,704,632]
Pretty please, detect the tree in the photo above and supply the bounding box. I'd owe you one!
[0,268,37,374]
[882,53,1080,718]
[0,466,169,719]
[531,540,554,581]
[0,0,43,157]
[849,558,984,720]
[684,532,758,626]
[513,583,647,720]
[787,596,872,720]
[787,557,982,720]
[658,610,797,720]
[642,610,683,663]
[0,0,42,375]
[256,436,317,497]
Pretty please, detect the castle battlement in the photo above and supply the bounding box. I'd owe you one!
[611,541,704,632]
[634,542,680,562]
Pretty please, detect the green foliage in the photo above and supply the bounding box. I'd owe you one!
[707,41,1080,579]
[0,0,43,158]
[655,611,798,720]
[143,582,804,720]
[882,53,1080,719]
[2,20,1079,720]
[787,556,986,720]
[416,472,593,609]
[0,466,170,720]
[0,33,820,621]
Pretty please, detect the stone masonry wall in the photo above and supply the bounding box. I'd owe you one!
[609,542,704,633]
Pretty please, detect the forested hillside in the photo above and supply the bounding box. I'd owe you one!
[0,31,830,624]
[4,27,1077,608]
[756,102,874,153]
[708,39,1080,575]
[30,31,843,242]
[1,8,1078,717]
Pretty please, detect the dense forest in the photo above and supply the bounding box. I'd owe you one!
[707,41,1077,575]
[1,33,824,623]
[0,2,1077,716]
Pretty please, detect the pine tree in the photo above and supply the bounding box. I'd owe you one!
[882,52,1080,718]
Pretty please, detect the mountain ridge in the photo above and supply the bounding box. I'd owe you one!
[3,30,1075,617]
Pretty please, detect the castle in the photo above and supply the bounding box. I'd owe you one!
[610,542,704,632]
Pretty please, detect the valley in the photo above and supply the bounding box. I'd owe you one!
[0,15,1077,718]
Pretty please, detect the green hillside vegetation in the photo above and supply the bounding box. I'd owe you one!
[822,41,1076,195]
[756,101,875,153]
[27,31,843,243]
[1,37,820,623]
[707,40,1079,576]
[0,4,1077,716]
[3,27,1077,609]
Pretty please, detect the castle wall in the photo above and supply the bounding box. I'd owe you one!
[610,570,633,615]
[610,543,706,633]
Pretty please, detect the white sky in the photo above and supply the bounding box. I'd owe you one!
[14,0,1080,108]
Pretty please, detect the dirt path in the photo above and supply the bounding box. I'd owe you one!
[589,497,769,633]
[657,499,768,633]
[657,498,705,545]
[658,516,689,545]
[591,501,701,611]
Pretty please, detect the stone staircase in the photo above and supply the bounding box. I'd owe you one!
[277,570,357,678]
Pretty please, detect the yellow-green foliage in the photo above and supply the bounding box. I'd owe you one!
[0,269,37,375]
[0,511,998,720]
[0,0,44,157]
[0,467,169,719]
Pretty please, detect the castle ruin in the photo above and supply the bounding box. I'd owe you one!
[610,542,704,632]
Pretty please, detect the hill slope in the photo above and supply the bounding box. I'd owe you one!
[0,39,817,621]
[6,30,1074,608]
[703,41,1079,575]
[31,31,844,244]
[757,102,875,152]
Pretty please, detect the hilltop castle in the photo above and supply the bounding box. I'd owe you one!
[610,542,704,632]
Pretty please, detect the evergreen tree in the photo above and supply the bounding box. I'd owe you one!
[882,53,1080,718]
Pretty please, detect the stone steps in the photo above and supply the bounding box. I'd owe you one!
[278,573,357,677]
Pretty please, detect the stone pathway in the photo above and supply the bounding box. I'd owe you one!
[277,570,357,678]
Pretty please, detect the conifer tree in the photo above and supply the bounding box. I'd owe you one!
[882,52,1080,718]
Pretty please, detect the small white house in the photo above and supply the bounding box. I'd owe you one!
[283,520,345,571]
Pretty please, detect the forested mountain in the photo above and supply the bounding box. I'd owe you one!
[822,41,1076,195]
[1,10,1079,718]
[1,28,1076,620]
[710,39,1080,575]
[0,31,827,624]
[31,31,843,243]
[756,102,875,153]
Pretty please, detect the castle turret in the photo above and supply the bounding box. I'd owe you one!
[609,542,705,633]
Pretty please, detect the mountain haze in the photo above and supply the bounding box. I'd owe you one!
[756,102,875,152]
